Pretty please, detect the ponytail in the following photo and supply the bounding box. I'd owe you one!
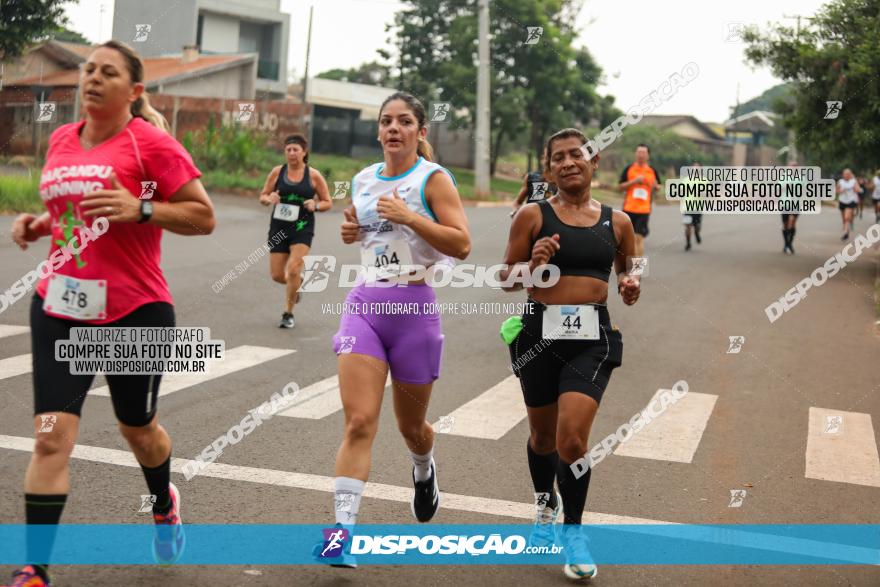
[417,137,434,162]
[132,92,170,133]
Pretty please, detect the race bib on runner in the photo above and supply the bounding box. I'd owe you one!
[633,187,649,200]
[361,239,414,280]
[273,203,300,222]
[43,275,107,321]
[542,305,600,340]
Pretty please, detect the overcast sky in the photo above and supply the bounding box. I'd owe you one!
[65,0,828,122]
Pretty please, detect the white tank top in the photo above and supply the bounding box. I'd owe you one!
[352,157,456,275]
[838,178,858,204]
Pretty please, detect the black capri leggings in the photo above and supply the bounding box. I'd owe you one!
[30,294,175,426]
[509,301,623,408]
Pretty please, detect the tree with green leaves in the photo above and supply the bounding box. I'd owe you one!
[383,0,617,174]
[743,0,880,172]
[316,61,393,86]
[0,0,72,89]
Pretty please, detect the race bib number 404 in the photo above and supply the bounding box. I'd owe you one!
[361,240,414,280]
[542,305,600,340]
[273,203,300,221]
[43,275,107,321]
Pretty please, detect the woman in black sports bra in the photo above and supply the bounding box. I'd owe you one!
[499,128,640,581]
[259,134,331,328]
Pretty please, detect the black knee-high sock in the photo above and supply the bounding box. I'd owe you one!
[140,454,172,514]
[527,440,558,510]
[556,458,591,524]
[25,493,67,580]
[782,228,790,247]
[790,227,796,244]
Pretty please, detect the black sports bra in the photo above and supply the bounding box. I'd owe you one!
[534,200,617,281]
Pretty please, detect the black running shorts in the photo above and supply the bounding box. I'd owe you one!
[508,301,623,407]
[30,294,175,426]
[624,211,650,237]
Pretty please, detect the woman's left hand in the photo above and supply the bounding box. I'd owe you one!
[81,173,143,223]
[618,275,640,305]
[303,199,317,212]
[377,190,415,225]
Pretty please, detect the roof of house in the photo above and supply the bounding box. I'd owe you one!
[640,114,724,141]
[724,110,776,133]
[7,53,256,89]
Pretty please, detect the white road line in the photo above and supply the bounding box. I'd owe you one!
[806,407,880,488]
[89,346,295,397]
[614,388,718,463]
[434,375,525,439]
[0,325,29,339]
[0,434,666,525]
[0,354,32,381]
[276,374,392,419]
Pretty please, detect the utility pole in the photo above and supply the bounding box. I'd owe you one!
[474,0,491,197]
[301,5,314,144]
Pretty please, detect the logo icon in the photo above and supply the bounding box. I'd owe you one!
[140,181,157,200]
[138,494,157,513]
[299,255,337,293]
[727,336,745,354]
[525,26,544,45]
[430,102,451,123]
[436,414,455,433]
[133,24,152,42]
[235,103,256,123]
[338,336,356,354]
[728,489,747,508]
[38,414,57,433]
[724,22,746,43]
[35,102,57,123]
[824,101,842,119]
[319,527,349,558]
[602,219,610,226]
[333,181,350,199]
[824,415,843,434]
[629,257,648,277]
[529,182,548,201]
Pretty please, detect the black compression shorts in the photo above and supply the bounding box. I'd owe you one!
[269,221,314,253]
[508,301,623,407]
[30,294,175,426]
[624,211,650,237]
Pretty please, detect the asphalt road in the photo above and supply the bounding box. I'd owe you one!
[1,195,878,586]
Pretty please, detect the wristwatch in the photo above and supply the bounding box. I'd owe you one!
[138,200,154,224]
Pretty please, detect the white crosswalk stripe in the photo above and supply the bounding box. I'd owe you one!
[0,325,29,340]
[0,354,32,381]
[614,388,718,463]
[89,345,295,397]
[276,374,392,419]
[805,407,880,488]
[433,375,525,439]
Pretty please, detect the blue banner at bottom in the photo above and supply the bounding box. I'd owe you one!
[1,524,878,565]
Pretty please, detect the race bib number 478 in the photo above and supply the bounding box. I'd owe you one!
[43,275,107,321]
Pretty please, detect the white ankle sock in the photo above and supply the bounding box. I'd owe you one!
[334,476,365,525]
[410,448,434,482]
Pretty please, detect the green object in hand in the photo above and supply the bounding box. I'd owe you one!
[500,315,523,345]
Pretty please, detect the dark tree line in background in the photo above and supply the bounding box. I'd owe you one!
[0,0,71,89]
[743,0,880,173]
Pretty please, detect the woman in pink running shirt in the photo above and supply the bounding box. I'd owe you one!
[7,40,214,586]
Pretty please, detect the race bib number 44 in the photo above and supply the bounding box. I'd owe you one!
[361,240,414,279]
[273,203,300,221]
[43,275,107,321]
[542,305,600,340]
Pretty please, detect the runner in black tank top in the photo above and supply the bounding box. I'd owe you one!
[499,128,640,581]
[259,134,332,328]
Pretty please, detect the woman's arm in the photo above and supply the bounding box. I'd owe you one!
[377,171,471,259]
[499,204,542,291]
[11,212,52,250]
[307,169,333,212]
[612,210,640,305]
[259,166,282,206]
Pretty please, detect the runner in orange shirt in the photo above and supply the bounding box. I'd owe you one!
[618,144,661,257]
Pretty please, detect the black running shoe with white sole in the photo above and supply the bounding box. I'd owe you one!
[279,313,295,328]
[411,463,439,522]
